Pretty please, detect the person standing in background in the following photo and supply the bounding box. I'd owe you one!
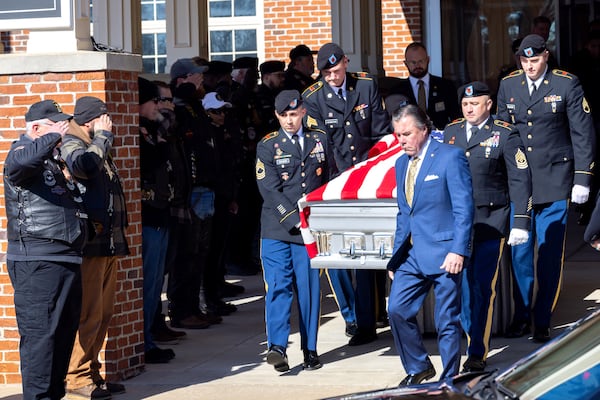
[62,97,129,400]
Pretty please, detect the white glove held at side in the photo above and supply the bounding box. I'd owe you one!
[571,184,590,204]
[507,228,529,246]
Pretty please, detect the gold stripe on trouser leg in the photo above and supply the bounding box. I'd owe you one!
[482,238,504,360]
[550,218,568,312]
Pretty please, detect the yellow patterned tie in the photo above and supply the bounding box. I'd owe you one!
[405,157,419,207]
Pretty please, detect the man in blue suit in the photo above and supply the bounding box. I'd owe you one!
[387,104,474,385]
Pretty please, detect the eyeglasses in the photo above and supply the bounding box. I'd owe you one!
[153,97,173,103]
[405,59,427,67]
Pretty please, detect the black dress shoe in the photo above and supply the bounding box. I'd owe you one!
[266,345,289,372]
[461,356,486,373]
[302,350,322,370]
[532,327,551,343]
[505,321,531,338]
[348,330,377,346]
[145,347,174,364]
[345,322,358,337]
[399,365,436,386]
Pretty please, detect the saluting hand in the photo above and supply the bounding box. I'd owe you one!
[50,120,70,137]
[95,114,113,132]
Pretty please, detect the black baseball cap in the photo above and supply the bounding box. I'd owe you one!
[74,96,108,124]
[25,100,72,122]
[317,42,345,70]
[275,90,303,114]
[517,34,547,57]
[457,81,491,101]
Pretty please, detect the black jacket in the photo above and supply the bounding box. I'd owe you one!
[4,132,87,262]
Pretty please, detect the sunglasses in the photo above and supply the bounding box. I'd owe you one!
[153,97,173,103]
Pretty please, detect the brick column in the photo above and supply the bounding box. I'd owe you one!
[0,49,144,383]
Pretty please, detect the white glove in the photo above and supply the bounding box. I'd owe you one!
[571,184,590,204]
[507,228,529,246]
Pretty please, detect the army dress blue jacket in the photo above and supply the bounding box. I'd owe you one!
[497,68,595,204]
[444,117,532,241]
[256,128,328,244]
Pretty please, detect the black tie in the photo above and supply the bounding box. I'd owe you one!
[292,134,302,155]
[337,88,345,101]
[468,126,478,142]
[530,83,537,98]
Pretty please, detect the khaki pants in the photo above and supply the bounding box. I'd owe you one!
[66,256,119,389]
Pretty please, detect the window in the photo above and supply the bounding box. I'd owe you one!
[208,0,263,62]
[141,0,167,73]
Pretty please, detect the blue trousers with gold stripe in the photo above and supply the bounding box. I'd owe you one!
[261,239,321,352]
[461,238,503,360]
[510,200,568,330]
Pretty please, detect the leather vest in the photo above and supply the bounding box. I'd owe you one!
[5,157,86,244]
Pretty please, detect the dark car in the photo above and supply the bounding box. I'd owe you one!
[322,307,600,400]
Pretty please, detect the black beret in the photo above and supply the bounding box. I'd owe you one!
[205,60,233,75]
[233,56,259,69]
[138,77,159,105]
[74,96,108,125]
[517,34,547,57]
[289,44,317,61]
[317,42,345,70]
[275,90,303,114]
[457,81,491,101]
[260,60,285,75]
[25,99,71,122]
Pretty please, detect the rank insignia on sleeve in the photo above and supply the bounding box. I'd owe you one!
[256,158,265,180]
[306,115,318,128]
[583,97,591,113]
[515,148,528,169]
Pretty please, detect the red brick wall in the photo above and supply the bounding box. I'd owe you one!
[262,1,423,78]
[382,0,422,77]
[0,30,29,53]
[263,0,332,64]
[0,70,144,383]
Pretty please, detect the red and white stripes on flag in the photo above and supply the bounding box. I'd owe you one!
[297,134,403,258]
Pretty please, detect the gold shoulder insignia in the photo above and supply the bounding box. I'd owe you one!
[446,118,464,126]
[256,158,266,180]
[306,115,319,129]
[262,131,279,142]
[502,69,523,80]
[494,120,513,131]
[515,148,528,170]
[583,97,591,113]
[302,81,323,97]
[552,69,573,79]
[352,72,372,80]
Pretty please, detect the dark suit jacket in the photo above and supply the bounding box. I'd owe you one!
[255,128,328,244]
[497,68,596,204]
[388,139,473,274]
[390,75,460,130]
[444,117,532,241]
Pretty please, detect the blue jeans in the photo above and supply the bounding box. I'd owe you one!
[142,226,169,351]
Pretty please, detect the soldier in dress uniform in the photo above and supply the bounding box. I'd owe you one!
[285,44,317,93]
[444,81,532,372]
[497,34,596,342]
[302,42,392,346]
[256,90,328,372]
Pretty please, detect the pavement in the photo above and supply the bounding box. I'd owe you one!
[1,208,599,400]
